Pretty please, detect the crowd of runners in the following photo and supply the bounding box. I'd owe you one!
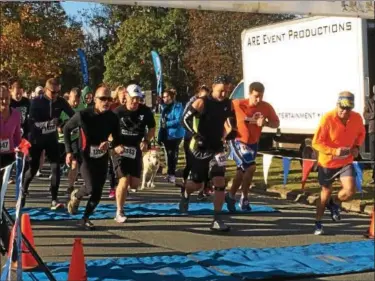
[0,75,373,257]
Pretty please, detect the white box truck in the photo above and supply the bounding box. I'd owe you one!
[233,16,375,159]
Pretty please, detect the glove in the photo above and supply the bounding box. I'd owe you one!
[193,133,206,149]
[225,130,237,141]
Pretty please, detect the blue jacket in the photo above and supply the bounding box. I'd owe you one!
[158,102,185,141]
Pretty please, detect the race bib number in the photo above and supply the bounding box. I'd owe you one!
[90,146,106,158]
[41,121,57,134]
[0,139,10,153]
[120,146,137,159]
[215,153,227,167]
[239,144,254,156]
[332,147,351,160]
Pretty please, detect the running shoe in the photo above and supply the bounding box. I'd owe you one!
[50,200,65,211]
[78,218,95,231]
[114,212,127,223]
[239,197,252,211]
[179,194,190,213]
[314,221,324,235]
[327,201,341,221]
[225,193,236,213]
[108,189,115,199]
[210,219,230,232]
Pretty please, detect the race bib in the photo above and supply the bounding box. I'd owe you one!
[90,146,106,158]
[215,152,227,167]
[41,121,57,134]
[120,146,137,159]
[240,144,254,156]
[0,139,10,153]
[332,147,351,160]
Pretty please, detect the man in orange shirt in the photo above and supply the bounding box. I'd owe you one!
[312,91,365,235]
[226,82,279,212]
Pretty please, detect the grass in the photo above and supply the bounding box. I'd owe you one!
[154,113,374,204]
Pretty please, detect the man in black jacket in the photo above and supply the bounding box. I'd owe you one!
[364,86,375,184]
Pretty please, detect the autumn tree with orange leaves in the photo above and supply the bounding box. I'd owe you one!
[0,2,84,90]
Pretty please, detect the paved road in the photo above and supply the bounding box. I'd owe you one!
[1,172,374,280]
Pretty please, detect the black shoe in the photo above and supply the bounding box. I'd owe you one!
[179,194,190,213]
[225,193,236,213]
[78,219,95,231]
[197,191,207,201]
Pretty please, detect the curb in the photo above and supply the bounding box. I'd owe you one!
[245,184,373,215]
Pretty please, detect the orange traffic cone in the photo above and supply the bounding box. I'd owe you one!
[68,238,87,281]
[365,210,374,239]
[8,213,38,270]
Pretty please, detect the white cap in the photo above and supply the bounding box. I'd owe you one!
[126,84,143,98]
[35,86,44,95]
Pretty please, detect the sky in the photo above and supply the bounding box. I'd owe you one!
[61,1,99,18]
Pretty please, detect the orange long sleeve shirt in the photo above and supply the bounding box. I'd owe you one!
[312,109,366,168]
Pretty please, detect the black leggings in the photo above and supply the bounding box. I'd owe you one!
[23,140,60,201]
[76,155,108,219]
[0,153,17,259]
[183,138,192,181]
[163,138,182,176]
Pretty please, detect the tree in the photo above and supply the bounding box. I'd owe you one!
[103,7,190,99]
[184,11,295,90]
[0,2,84,90]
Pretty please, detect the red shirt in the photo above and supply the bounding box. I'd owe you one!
[233,99,279,144]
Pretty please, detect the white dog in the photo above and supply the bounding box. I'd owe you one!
[141,149,161,190]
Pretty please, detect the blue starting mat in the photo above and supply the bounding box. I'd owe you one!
[8,202,277,221]
[189,240,375,280]
[22,240,374,281]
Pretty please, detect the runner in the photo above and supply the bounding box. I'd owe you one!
[112,84,156,223]
[107,86,123,199]
[59,88,85,194]
[82,86,94,108]
[181,75,237,231]
[108,86,129,198]
[312,91,365,235]
[9,78,30,184]
[22,78,75,209]
[65,86,121,230]
[226,82,279,212]
[0,85,21,256]
[182,85,212,200]
[9,78,30,139]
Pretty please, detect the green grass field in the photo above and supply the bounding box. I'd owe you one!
[154,113,374,204]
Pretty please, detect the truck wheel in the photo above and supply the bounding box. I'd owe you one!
[299,138,318,171]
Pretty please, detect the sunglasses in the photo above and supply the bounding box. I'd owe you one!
[47,89,59,95]
[97,96,113,102]
[339,106,352,111]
